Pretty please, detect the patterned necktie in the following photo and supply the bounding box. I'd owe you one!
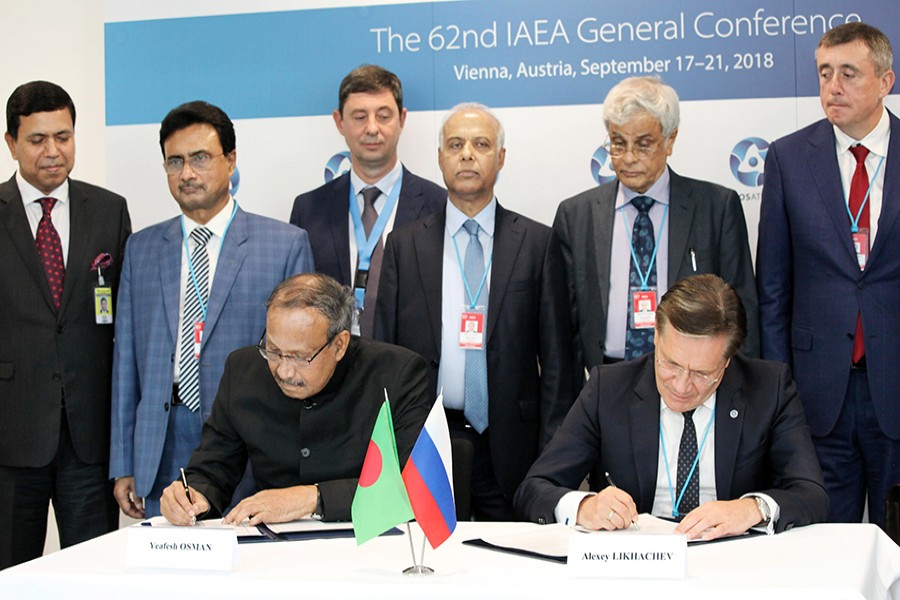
[178,227,213,412]
[358,187,383,337]
[35,197,66,309]
[676,409,700,515]
[462,219,489,433]
[849,144,870,364]
[624,195,656,360]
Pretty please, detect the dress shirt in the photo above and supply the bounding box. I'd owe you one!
[17,171,70,264]
[834,106,890,246]
[173,196,235,384]
[605,170,671,359]
[347,161,402,277]
[438,198,496,410]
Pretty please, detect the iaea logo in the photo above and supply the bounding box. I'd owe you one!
[729,137,769,187]
[590,144,617,186]
[324,151,352,183]
[229,166,240,197]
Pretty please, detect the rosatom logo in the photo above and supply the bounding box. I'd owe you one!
[324,151,352,183]
[230,166,240,197]
[590,143,618,186]
[729,137,769,187]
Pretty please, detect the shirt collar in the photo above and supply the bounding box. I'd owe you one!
[446,197,497,238]
[16,171,69,208]
[834,106,890,158]
[615,168,671,210]
[350,161,403,197]
[182,196,235,240]
[659,391,717,418]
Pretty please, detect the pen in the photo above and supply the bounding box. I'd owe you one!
[604,471,640,530]
[180,467,197,526]
[690,247,697,272]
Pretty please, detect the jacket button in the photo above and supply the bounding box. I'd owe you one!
[56,326,64,334]
[164,402,170,412]
[52,373,61,381]
[300,447,311,458]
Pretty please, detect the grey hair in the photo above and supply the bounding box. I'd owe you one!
[603,76,680,138]
[439,102,505,149]
[267,273,355,340]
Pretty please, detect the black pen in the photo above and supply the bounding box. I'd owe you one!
[605,471,639,530]
[180,467,197,526]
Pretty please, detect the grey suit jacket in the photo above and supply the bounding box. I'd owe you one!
[553,168,759,374]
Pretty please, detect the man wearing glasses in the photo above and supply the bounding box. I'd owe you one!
[160,273,432,525]
[110,101,313,519]
[553,76,758,381]
[514,275,829,541]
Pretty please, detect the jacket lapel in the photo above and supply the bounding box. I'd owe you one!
[807,121,858,264]
[413,210,446,357]
[593,183,616,325]
[869,111,900,268]
[712,366,744,500]
[160,217,184,345]
[486,203,524,344]
[330,174,352,284]
[630,359,662,511]
[59,183,93,316]
[667,170,694,283]
[203,208,248,344]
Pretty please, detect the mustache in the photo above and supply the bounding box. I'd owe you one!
[276,375,305,388]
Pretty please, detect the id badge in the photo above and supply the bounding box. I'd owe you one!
[852,228,869,270]
[94,286,113,324]
[193,322,204,359]
[630,287,657,329]
[459,310,485,349]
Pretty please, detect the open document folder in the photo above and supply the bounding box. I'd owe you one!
[136,517,401,544]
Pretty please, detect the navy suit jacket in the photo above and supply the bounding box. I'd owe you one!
[289,167,445,285]
[757,113,900,439]
[109,207,313,498]
[513,353,829,533]
[374,203,577,500]
[553,168,759,374]
[0,175,130,467]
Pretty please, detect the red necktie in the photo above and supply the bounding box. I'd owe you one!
[848,145,869,363]
[35,197,66,309]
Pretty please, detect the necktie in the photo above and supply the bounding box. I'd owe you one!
[849,144,870,364]
[178,227,213,412]
[676,409,700,515]
[35,197,65,309]
[624,196,656,360]
[358,187,383,337]
[462,219,489,433]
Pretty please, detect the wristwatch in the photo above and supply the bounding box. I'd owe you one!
[754,496,771,525]
[311,484,324,521]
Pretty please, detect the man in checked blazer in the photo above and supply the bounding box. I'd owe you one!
[0,81,131,569]
[110,101,313,518]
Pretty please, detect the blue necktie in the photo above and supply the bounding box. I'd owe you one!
[624,196,656,360]
[178,227,212,412]
[462,219,489,433]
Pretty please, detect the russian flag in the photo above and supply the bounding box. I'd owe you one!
[401,396,457,549]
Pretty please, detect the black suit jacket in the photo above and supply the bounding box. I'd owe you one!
[0,175,131,467]
[186,337,433,521]
[289,167,445,285]
[513,353,830,533]
[374,203,577,500]
[553,168,759,373]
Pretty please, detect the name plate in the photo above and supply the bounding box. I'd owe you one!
[567,532,686,579]
[126,523,238,572]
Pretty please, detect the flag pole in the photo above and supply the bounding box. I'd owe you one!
[402,522,434,576]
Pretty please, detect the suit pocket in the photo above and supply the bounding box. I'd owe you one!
[791,327,813,351]
[0,362,13,380]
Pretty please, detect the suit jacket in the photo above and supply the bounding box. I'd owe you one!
[186,338,433,521]
[513,353,830,533]
[374,203,577,500]
[0,175,131,467]
[109,207,314,497]
[289,167,446,285]
[757,113,900,439]
[553,168,759,374]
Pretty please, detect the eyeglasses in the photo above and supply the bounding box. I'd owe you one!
[604,138,665,159]
[655,357,725,388]
[163,152,225,175]
[257,330,335,369]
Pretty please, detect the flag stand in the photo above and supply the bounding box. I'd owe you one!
[402,522,434,576]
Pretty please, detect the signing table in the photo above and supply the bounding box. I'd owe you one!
[1,522,898,599]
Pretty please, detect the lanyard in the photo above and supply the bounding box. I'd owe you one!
[845,154,885,233]
[660,405,716,518]
[451,226,493,309]
[621,203,668,290]
[349,180,402,272]
[180,201,238,322]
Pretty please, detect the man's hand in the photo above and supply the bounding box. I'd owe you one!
[576,486,639,530]
[222,486,318,526]
[674,498,761,541]
[160,480,210,526]
[113,477,145,519]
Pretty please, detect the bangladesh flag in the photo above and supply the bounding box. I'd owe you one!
[351,397,413,545]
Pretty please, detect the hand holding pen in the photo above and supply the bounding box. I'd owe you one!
[158,469,209,526]
[604,471,640,530]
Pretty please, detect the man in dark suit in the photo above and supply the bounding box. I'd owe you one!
[0,81,131,568]
[160,273,432,526]
[757,22,900,529]
[290,65,445,336]
[554,76,758,378]
[375,103,576,520]
[110,101,314,519]
[515,275,829,540]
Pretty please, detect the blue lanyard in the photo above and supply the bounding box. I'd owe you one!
[660,405,716,518]
[180,201,238,322]
[451,226,493,309]
[845,154,885,233]
[349,180,402,272]
[621,203,668,291]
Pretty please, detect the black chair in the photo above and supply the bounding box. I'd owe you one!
[451,437,474,521]
[885,484,900,545]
